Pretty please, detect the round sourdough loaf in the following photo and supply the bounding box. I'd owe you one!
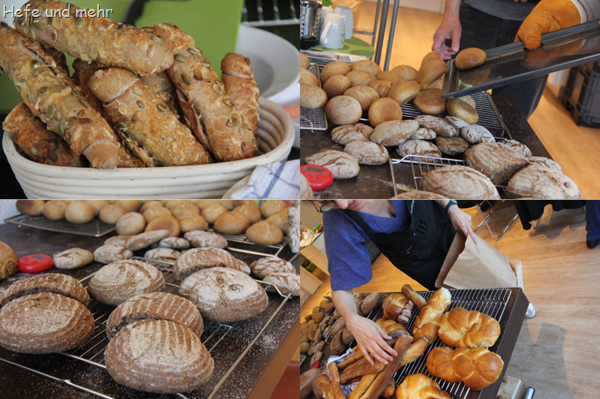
[506,165,582,199]
[88,260,164,306]
[105,319,214,393]
[0,292,94,353]
[263,272,300,296]
[53,248,94,270]
[174,247,250,282]
[0,273,90,307]
[106,292,203,339]
[180,267,269,322]
[250,256,296,279]
[421,165,500,199]
[183,230,228,248]
[465,142,529,185]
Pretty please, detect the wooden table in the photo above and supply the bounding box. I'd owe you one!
[0,222,299,399]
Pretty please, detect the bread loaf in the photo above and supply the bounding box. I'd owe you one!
[174,247,250,281]
[177,212,207,233]
[88,260,164,305]
[421,165,500,199]
[301,174,314,199]
[263,272,300,296]
[106,292,203,339]
[266,210,290,235]
[506,165,582,199]
[214,211,251,234]
[139,71,179,115]
[300,369,320,399]
[344,141,389,165]
[221,52,260,138]
[497,139,532,157]
[0,293,94,354]
[346,70,377,87]
[320,61,351,83]
[331,124,373,145]
[343,86,380,111]
[143,248,180,262]
[413,89,447,115]
[201,204,228,224]
[183,230,227,248]
[447,97,478,124]
[396,373,451,399]
[104,235,130,247]
[105,319,213,393]
[325,95,362,125]
[377,65,418,83]
[460,124,494,144]
[417,59,447,90]
[436,136,469,156]
[438,307,501,348]
[368,97,402,127]
[351,60,382,76]
[388,80,421,106]
[53,248,94,270]
[526,156,562,172]
[126,229,170,251]
[156,237,189,250]
[116,212,146,235]
[250,256,295,279]
[412,287,452,345]
[0,241,18,281]
[324,74,352,98]
[94,244,134,264]
[368,80,393,97]
[414,115,458,138]
[0,273,90,308]
[246,221,284,245]
[179,267,268,322]
[446,115,470,130]
[421,51,441,67]
[397,140,442,158]
[426,346,503,390]
[370,120,419,146]
[455,48,488,70]
[305,150,360,179]
[410,127,436,140]
[99,204,128,224]
[232,204,262,224]
[465,142,528,185]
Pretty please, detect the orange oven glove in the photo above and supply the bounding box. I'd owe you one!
[515,0,582,50]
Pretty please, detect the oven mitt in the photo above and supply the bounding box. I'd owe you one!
[515,0,582,50]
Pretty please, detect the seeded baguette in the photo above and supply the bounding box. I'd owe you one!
[4,102,87,166]
[14,0,174,75]
[139,71,179,115]
[221,52,260,139]
[89,67,211,166]
[152,23,259,161]
[0,23,142,168]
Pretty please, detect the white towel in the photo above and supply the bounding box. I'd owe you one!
[229,160,300,199]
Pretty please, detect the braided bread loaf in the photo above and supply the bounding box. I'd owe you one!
[437,307,501,348]
[426,346,504,390]
[382,293,413,324]
[412,288,451,345]
[396,373,451,399]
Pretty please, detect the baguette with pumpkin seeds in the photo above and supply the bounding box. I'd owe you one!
[0,22,143,168]
[151,23,259,162]
[13,0,174,75]
[140,71,180,116]
[3,102,87,167]
[89,67,212,167]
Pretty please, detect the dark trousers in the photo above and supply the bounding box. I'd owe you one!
[586,201,600,241]
[459,4,548,119]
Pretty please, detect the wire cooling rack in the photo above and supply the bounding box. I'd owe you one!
[3,214,116,237]
[300,63,328,131]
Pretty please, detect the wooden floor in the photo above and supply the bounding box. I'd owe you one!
[353,4,600,198]
[300,201,600,399]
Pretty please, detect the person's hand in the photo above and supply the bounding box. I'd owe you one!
[432,15,462,60]
[345,313,397,365]
[515,0,581,50]
[447,205,477,244]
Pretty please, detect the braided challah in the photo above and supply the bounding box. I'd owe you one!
[437,307,501,348]
[412,288,452,345]
[395,373,451,399]
[426,346,504,390]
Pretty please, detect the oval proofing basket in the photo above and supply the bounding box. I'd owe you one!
[3,97,294,199]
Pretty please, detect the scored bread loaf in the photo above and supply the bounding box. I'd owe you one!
[436,136,469,156]
[126,229,170,251]
[106,292,203,339]
[158,236,191,250]
[221,52,260,138]
[89,67,212,167]
[94,244,134,264]
[506,165,582,199]
[3,102,87,167]
[173,247,250,281]
[437,307,501,348]
[496,139,532,158]
[414,115,458,138]
[250,256,295,279]
[0,292,95,354]
[52,248,94,270]
[426,346,504,390]
[305,150,360,179]
[396,373,451,399]
[421,165,500,200]
[105,319,214,393]
[525,156,563,172]
[0,23,142,168]
[344,141,389,165]
[369,120,419,146]
[465,142,528,185]
[183,230,228,248]
[397,140,442,158]
[263,272,300,296]
[139,71,179,115]
[331,123,373,145]
[179,267,268,322]
[0,273,90,308]
[88,260,165,306]
[155,23,258,161]
[144,248,180,262]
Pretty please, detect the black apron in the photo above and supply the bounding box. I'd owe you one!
[344,201,456,290]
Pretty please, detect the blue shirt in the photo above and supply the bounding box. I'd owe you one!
[322,200,410,291]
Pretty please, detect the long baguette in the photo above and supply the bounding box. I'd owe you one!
[328,361,346,399]
[340,357,385,384]
[221,53,260,139]
[140,71,179,116]
[348,373,378,399]
[89,67,212,167]
[338,348,364,369]
[14,0,173,75]
[152,23,259,162]
[0,23,142,168]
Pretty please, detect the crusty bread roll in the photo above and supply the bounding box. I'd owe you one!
[300,68,320,86]
[447,97,479,124]
[114,200,142,213]
[460,124,494,144]
[411,127,437,140]
[81,200,105,216]
[260,200,288,218]
[159,237,191,250]
[376,65,418,83]
[320,61,351,83]
[177,212,207,233]
[421,51,442,67]
[417,59,447,90]
[389,80,421,106]
[351,60,382,76]
[170,202,200,217]
[301,84,329,109]
[246,221,283,245]
[346,70,377,87]
[300,53,310,70]
[343,86,380,111]
[201,204,229,224]
[345,141,389,165]
[139,200,162,214]
[53,248,94,270]
[94,245,134,264]
[370,120,419,146]
[436,136,469,156]
[331,123,373,144]
[325,96,362,125]
[173,247,249,281]
[266,211,290,235]
[323,74,352,98]
[16,200,45,216]
[144,248,180,262]
[368,80,393,97]
[304,150,360,179]
[183,230,227,249]
[0,241,18,281]
[143,206,172,223]
[214,212,251,234]
[233,204,262,224]
[465,142,528,185]
[65,201,95,224]
[421,165,500,199]
[42,200,69,221]
[368,97,402,127]
[506,165,582,199]
[413,89,447,115]
[145,215,181,237]
[99,204,128,224]
[126,230,170,251]
[455,47,487,70]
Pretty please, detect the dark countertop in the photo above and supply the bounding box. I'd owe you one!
[300,96,552,199]
[0,222,300,399]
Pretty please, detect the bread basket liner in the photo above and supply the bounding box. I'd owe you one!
[3,97,294,198]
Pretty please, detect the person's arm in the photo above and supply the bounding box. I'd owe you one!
[434,200,477,243]
[432,0,462,60]
[331,290,397,366]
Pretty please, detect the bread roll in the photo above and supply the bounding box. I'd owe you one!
[104,235,132,247]
[396,373,450,399]
[368,80,393,97]
[346,70,377,87]
[177,212,207,233]
[94,245,134,264]
[113,200,141,213]
[115,212,146,235]
[389,80,421,106]
[421,51,441,67]
[455,47,487,70]
[506,165,582,199]
[343,86,380,111]
[99,204,128,224]
[65,202,95,224]
[397,140,442,158]
[460,124,494,144]
[84,200,109,216]
[173,247,249,281]
[214,212,251,234]
[301,84,328,109]
[320,61,351,83]
[139,200,162,214]
[184,231,227,248]
[301,68,320,86]
[325,96,362,125]
[143,206,172,223]
[414,115,458,138]
[417,59,447,90]
[323,75,352,98]
[170,203,200,217]
[465,142,528,185]
[376,65,418,83]
[42,200,69,221]
[266,211,290,235]
[53,248,94,270]
[144,248,180,262]
[344,141,389,165]
[421,165,500,199]
[259,201,289,218]
[413,89,447,115]
[436,136,469,156]
[331,123,374,144]
[304,150,360,179]
[246,221,283,245]
[447,98,478,124]
[16,200,45,216]
[411,128,437,140]
[351,60,382,76]
[446,115,470,130]
[300,53,310,70]
[158,237,191,250]
[0,241,18,281]
[145,215,181,237]
[370,120,419,146]
[233,204,262,223]
[126,230,170,251]
[368,97,402,127]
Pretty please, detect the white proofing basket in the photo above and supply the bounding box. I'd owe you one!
[3,97,294,199]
